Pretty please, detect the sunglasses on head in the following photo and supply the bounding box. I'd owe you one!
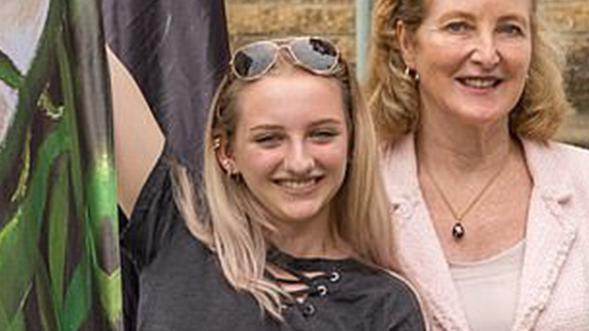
[230,37,341,81]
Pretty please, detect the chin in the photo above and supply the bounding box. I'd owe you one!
[451,101,512,127]
[276,203,326,224]
[280,211,321,224]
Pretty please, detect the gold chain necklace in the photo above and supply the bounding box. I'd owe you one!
[423,150,511,240]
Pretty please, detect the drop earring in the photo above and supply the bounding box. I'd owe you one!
[221,159,239,177]
[221,159,232,173]
[404,66,420,82]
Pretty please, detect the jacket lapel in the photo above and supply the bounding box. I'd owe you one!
[512,140,579,331]
[382,135,471,330]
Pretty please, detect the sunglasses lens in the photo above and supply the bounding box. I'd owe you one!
[233,42,276,79]
[291,38,338,72]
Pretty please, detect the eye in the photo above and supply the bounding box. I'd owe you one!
[253,133,283,148]
[497,23,525,37]
[444,21,472,34]
[309,128,339,143]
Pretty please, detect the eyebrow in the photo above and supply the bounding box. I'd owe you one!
[497,14,529,27]
[249,118,344,132]
[437,10,529,26]
[437,10,476,23]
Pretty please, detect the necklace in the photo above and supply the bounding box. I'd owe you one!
[423,149,511,240]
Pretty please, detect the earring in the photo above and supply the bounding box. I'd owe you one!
[221,159,231,173]
[213,138,221,150]
[221,159,239,176]
[404,66,420,82]
[404,66,411,77]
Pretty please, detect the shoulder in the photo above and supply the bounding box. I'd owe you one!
[379,134,421,198]
[523,139,589,205]
[348,265,428,330]
[121,158,187,270]
[525,139,589,169]
[549,141,589,168]
[523,139,589,182]
[370,268,420,300]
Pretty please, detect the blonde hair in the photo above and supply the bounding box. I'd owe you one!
[171,46,397,319]
[367,0,573,147]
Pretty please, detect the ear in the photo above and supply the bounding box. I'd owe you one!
[214,134,238,175]
[396,20,417,69]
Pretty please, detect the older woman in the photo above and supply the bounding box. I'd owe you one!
[116,36,426,330]
[368,0,589,330]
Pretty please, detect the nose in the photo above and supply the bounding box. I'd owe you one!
[471,32,500,69]
[284,141,314,174]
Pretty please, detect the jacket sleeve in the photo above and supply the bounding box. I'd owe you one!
[120,157,182,271]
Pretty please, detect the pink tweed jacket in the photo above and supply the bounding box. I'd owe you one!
[381,134,589,331]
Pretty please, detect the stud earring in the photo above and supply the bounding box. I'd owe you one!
[212,138,221,150]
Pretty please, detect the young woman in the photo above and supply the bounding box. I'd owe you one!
[368,0,589,330]
[116,36,426,330]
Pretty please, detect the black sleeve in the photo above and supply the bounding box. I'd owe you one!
[386,281,427,331]
[118,206,137,331]
[120,157,182,271]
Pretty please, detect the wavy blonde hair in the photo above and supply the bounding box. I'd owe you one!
[171,46,397,319]
[367,0,573,147]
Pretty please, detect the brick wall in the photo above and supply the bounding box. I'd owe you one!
[542,0,589,144]
[226,0,589,145]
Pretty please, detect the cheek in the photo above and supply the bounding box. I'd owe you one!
[238,149,281,175]
[506,45,532,73]
[416,45,460,77]
[315,144,349,171]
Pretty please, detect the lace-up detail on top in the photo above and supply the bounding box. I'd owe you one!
[266,249,349,317]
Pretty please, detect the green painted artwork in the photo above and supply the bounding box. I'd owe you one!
[0,0,122,329]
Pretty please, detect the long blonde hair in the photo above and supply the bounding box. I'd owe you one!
[171,45,397,319]
[367,0,573,147]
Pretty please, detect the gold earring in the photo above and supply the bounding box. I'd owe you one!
[404,67,420,82]
[404,67,412,77]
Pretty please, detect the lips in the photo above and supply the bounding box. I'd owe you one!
[457,76,502,89]
[274,176,323,192]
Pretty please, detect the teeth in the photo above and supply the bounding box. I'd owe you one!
[279,179,316,189]
[462,78,497,88]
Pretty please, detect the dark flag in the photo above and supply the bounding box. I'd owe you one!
[102,0,230,171]
[0,0,122,330]
[101,0,230,329]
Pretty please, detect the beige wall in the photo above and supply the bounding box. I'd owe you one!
[226,0,589,145]
[226,0,356,65]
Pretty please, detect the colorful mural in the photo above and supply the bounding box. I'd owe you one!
[0,0,121,329]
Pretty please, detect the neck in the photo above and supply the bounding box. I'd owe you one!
[268,208,345,259]
[417,110,514,175]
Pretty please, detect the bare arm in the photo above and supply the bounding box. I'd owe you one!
[107,45,164,219]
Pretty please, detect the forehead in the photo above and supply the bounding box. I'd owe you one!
[236,71,346,128]
[423,0,533,20]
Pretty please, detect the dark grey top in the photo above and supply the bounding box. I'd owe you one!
[122,161,426,331]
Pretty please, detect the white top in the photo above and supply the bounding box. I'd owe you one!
[449,241,525,331]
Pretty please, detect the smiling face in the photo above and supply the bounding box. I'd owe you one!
[223,70,349,229]
[400,0,533,126]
